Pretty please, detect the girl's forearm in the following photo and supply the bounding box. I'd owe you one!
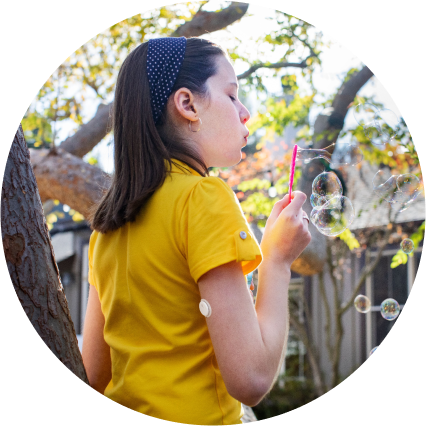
[254,256,292,392]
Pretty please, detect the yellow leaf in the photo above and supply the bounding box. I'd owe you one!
[72,212,85,222]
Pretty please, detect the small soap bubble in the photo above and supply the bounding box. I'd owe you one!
[369,346,378,357]
[401,238,414,254]
[397,174,420,196]
[312,172,343,197]
[372,169,420,207]
[354,294,371,313]
[310,195,355,236]
[380,298,400,321]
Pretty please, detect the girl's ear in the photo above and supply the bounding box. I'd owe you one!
[172,88,200,121]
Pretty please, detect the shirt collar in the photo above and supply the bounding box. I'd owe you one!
[168,158,204,177]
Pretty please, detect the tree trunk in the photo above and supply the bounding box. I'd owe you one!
[291,66,374,275]
[1,125,89,384]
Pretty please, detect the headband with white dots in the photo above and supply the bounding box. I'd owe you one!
[147,37,187,124]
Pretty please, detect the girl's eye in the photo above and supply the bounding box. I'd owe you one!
[230,96,236,101]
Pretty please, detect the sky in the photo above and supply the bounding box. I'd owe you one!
[51,1,402,174]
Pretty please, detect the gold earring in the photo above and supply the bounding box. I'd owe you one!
[188,118,202,132]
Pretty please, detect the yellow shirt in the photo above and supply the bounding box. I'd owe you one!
[88,159,263,425]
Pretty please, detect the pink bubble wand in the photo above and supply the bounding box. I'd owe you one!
[288,144,298,204]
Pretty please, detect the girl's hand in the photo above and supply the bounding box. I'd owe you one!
[260,191,311,268]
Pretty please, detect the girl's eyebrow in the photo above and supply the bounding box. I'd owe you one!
[228,82,239,89]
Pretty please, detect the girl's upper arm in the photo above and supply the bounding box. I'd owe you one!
[197,261,268,406]
[82,285,111,394]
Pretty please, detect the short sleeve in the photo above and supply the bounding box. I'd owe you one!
[88,231,98,291]
[185,177,263,283]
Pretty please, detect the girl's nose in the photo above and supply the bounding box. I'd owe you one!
[242,110,250,124]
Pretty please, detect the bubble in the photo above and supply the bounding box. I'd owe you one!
[296,147,331,164]
[380,298,400,321]
[374,109,400,142]
[312,172,343,197]
[401,238,414,254]
[364,123,385,146]
[352,103,379,127]
[310,195,355,236]
[369,346,378,357]
[330,141,363,167]
[372,169,420,206]
[310,193,330,208]
[297,141,363,167]
[310,172,354,236]
[354,295,371,313]
[352,104,400,147]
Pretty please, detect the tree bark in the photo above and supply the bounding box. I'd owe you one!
[171,2,249,37]
[1,125,89,383]
[291,66,374,275]
[30,147,110,218]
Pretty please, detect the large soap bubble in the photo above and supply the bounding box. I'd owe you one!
[372,169,421,208]
[330,140,363,167]
[312,171,343,197]
[311,196,355,236]
[296,141,363,167]
[310,172,355,236]
[380,298,400,321]
[352,103,378,127]
[351,103,401,147]
[374,109,400,143]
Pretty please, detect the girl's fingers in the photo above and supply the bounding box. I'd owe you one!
[267,194,290,223]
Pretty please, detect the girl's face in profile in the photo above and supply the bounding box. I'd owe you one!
[195,55,251,169]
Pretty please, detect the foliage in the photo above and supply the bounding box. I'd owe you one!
[338,228,361,250]
[44,200,86,230]
[391,221,425,268]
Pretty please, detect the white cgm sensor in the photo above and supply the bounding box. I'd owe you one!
[199,299,212,317]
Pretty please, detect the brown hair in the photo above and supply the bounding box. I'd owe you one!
[89,37,227,233]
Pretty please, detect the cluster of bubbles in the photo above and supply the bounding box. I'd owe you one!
[309,172,355,236]
[353,294,400,321]
[296,104,415,360]
[353,289,403,357]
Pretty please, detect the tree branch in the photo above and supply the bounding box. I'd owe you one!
[30,148,110,219]
[236,56,313,80]
[171,2,249,37]
[340,207,399,315]
[289,306,325,396]
[59,103,112,158]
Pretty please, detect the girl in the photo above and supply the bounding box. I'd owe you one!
[82,36,311,425]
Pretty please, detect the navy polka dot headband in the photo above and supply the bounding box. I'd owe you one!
[147,37,187,125]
